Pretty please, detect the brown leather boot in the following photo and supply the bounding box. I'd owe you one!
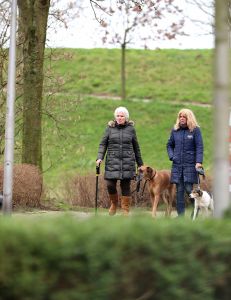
[108,193,118,216]
[121,196,131,216]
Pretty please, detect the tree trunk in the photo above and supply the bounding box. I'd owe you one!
[213,0,230,217]
[121,43,126,100]
[18,0,50,171]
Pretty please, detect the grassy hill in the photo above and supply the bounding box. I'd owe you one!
[17,48,214,191]
[46,48,213,103]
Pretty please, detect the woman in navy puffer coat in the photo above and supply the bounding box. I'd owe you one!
[167,108,204,216]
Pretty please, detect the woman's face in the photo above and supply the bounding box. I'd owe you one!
[116,112,126,125]
[179,114,187,126]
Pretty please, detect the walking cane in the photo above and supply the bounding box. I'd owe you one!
[95,164,100,215]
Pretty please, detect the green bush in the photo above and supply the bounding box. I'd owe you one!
[0,216,230,300]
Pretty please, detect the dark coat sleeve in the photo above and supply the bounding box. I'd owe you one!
[132,128,143,167]
[195,127,203,163]
[97,127,109,161]
[166,129,175,161]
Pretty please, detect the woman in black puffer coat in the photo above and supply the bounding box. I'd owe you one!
[96,107,143,216]
[167,108,204,217]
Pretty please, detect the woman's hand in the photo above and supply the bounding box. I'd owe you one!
[195,163,202,169]
[96,159,102,166]
[138,165,145,172]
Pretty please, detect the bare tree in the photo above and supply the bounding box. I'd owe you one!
[91,0,184,100]
[47,0,80,44]
[185,0,214,28]
[186,0,231,46]
[185,0,231,39]
[0,0,80,171]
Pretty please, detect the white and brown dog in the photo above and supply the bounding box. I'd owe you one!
[189,188,214,220]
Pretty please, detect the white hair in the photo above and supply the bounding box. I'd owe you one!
[114,106,129,121]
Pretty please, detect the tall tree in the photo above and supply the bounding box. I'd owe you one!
[1,0,79,171]
[92,0,184,100]
[0,0,11,155]
[185,0,231,213]
[213,0,230,217]
[18,0,50,170]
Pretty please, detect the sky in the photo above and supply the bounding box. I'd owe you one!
[46,0,214,49]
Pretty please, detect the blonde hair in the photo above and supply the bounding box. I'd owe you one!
[114,106,129,121]
[174,108,199,131]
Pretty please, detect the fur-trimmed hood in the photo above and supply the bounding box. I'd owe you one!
[108,120,135,127]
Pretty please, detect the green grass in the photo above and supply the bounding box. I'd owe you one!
[45,48,213,103]
[41,96,212,188]
[5,48,215,191]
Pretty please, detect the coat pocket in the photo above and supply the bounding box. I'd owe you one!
[172,154,180,164]
[185,151,195,164]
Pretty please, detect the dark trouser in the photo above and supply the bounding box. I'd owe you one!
[106,179,131,196]
[176,176,193,216]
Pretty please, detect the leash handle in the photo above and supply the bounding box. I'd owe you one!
[197,172,200,188]
[96,165,100,175]
[196,166,204,189]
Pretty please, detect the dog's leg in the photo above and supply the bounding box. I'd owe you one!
[196,207,200,218]
[209,199,214,215]
[168,200,173,217]
[192,202,198,221]
[164,192,172,217]
[152,194,160,218]
[165,199,171,217]
[149,192,155,216]
[204,207,209,218]
[163,191,169,217]
[166,202,173,217]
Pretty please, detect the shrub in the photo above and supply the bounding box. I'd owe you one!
[0,216,230,300]
[0,164,43,208]
[63,173,212,211]
[63,173,151,209]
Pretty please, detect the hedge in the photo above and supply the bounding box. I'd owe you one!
[0,215,230,300]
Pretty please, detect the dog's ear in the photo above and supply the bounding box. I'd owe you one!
[198,190,203,197]
[147,166,153,178]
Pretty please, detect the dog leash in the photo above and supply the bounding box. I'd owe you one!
[131,172,143,194]
[197,168,212,197]
[141,179,148,197]
[192,167,206,220]
[197,173,201,189]
[131,173,148,209]
[196,167,205,189]
[131,169,156,203]
[137,170,156,198]
[141,170,156,195]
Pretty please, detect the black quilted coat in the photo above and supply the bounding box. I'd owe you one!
[97,120,143,180]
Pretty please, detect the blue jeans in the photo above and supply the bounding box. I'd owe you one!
[176,177,193,216]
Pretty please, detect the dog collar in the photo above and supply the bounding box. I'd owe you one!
[150,170,157,180]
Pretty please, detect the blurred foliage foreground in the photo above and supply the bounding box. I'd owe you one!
[0,216,230,300]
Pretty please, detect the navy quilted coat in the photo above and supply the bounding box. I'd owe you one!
[97,120,143,180]
[166,126,203,184]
